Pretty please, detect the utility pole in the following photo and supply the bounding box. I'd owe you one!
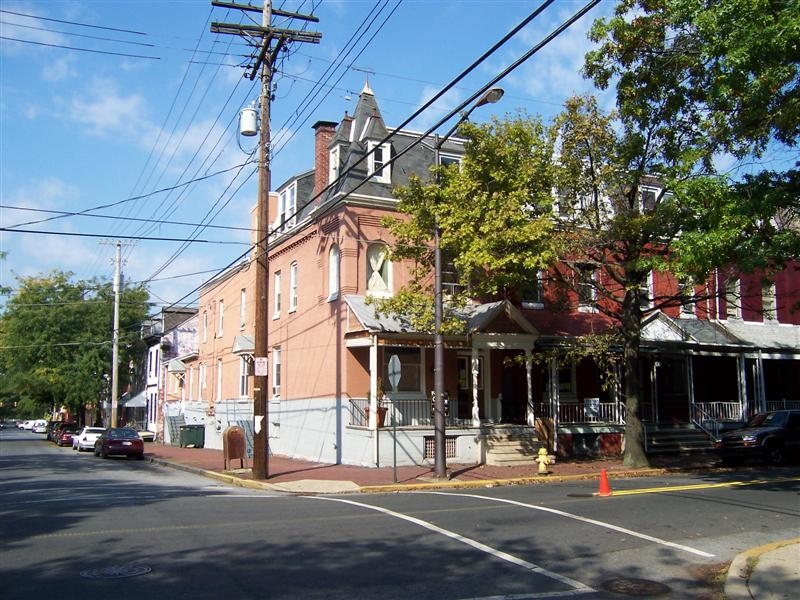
[111,240,121,428]
[211,0,320,480]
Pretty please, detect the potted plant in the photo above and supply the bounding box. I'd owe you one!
[365,379,388,427]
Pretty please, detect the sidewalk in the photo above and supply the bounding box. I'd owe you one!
[144,442,798,598]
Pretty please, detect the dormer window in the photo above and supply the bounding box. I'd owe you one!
[278,183,296,231]
[329,146,340,184]
[368,141,391,184]
[367,243,391,295]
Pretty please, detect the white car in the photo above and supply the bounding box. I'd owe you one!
[72,426,106,452]
[31,420,48,433]
[18,420,34,430]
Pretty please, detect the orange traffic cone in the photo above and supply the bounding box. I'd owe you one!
[597,468,613,497]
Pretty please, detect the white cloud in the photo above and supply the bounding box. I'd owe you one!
[7,176,80,211]
[67,78,148,137]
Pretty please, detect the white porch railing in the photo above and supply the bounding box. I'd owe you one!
[349,397,470,428]
[534,402,628,424]
[766,399,800,411]
[693,401,743,421]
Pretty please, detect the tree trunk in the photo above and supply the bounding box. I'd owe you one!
[622,291,649,468]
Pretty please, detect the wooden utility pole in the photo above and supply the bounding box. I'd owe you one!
[210,1,320,479]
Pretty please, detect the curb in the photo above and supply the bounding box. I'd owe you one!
[724,537,800,600]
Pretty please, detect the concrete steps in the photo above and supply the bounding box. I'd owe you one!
[481,427,541,466]
[645,424,715,454]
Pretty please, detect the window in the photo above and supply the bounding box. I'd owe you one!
[273,271,281,317]
[557,362,576,400]
[639,271,653,311]
[240,289,246,328]
[199,363,206,401]
[762,281,776,321]
[368,141,391,183]
[442,250,467,297]
[679,281,695,316]
[289,261,298,312]
[328,245,340,301]
[521,271,544,309]
[278,183,297,231]
[725,277,741,319]
[217,300,224,337]
[367,243,391,295]
[216,358,223,401]
[439,154,461,168]
[640,187,658,212]
[382,347,422,393]
[329,146,340,183]
[239,357,249,397]
[202,311,208,343]
[576,265,597,310]
[272,347,281,397]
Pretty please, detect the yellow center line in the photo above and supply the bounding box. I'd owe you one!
[606,476,800,496]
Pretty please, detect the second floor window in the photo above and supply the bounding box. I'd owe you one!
[239,357,249,397]
[762,281,777,321]
[240,288,247,328]
[289,261,298,312]
[576,266,597,310]
[216,358,223,401]
[367,243,391,295]
[202,311,208,342]
[217,300,224,337]
[679,281,695,316]
[274,271,281,317]
[329,146,340,183]
[272,347,281,398]
[725,277,741,319]
[278,183,297,231]
[328,244,340,301]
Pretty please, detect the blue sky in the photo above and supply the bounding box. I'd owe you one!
[0,0,613,309]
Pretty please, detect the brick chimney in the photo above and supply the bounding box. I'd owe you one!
[313,120,338,199]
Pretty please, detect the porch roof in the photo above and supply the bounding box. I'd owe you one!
[232,335,254,356]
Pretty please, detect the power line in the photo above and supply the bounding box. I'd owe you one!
[0,8,147,35]
[0,228,250,245]
[0,35,160,60]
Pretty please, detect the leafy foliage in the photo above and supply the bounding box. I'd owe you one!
[0,270,150,421]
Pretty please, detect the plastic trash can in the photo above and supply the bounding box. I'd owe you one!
[179,424,205,448]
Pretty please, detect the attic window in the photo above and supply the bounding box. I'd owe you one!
[329,146,340,184]
[368,141,391,184]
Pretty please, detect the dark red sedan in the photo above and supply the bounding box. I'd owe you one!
[93,427,145,460]
[55,426,77,447]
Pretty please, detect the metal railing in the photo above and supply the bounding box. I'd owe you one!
[349,397,470,428]
[690,403,722,441]
[766,399,800,411]
[694,401,743,422]
[533,401,628,424]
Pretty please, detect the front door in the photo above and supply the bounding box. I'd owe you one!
[457,355,484,423]
[655,357,690,422]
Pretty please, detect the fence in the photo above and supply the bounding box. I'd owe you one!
[533,401,628,424]
[349,397,470,428]
[766,399,800,411]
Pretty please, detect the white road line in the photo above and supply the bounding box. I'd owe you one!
[424,492,715,558]
[310,496,595,595]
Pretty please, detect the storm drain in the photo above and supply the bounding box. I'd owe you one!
[601,578,671,597]
[80,564,152,579]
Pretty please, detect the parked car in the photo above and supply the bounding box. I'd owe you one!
[94,427,145,460]
[18,420,34,430]
[47,421,78,442]
[31,420,48,434]
[55,426,78,447]
[716,409,800,465]
[72,426,106,452]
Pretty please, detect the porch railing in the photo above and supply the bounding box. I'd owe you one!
[533,402,627,424]
[694,401,743,422]
[691,403,721,440]
[766,399,800,411]
[349,397,470,428]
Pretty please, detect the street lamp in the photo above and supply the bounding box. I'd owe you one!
[432,87,504,479]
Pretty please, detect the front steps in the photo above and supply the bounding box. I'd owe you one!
[481,426,541,466]
[645,423,716,453]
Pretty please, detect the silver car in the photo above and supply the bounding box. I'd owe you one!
[72,426,106,452]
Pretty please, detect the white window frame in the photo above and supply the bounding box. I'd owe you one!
[725,278,741,320]
[640,186,658,212]
[521,271,545,309]
[329,146,340,183]
[328,244,340,301]
[762,281,777,321]
[240,288,247,329]
[239,356,249,397]
[216,358,223,402]
[382,347,423,395]
[368,141,391,184]
[576,267,597,312]
[639,271,653,311]
[202,311,208,343]
[273,270,281,318]
[278,183,297,231]
[679,281,696,317]
[272,347,281,398]
[289,261,298,312]
[217,300,224,337]
[366,243,392,296]
[199,363,206,401]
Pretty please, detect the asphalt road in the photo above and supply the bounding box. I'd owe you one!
[2,428,798,599]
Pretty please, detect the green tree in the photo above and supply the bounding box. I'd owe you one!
[0,270,149,422]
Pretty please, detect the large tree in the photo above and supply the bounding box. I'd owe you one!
[0,270,150,422]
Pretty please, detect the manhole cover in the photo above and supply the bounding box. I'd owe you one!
[80,565,152,580]
[601,578,671,596]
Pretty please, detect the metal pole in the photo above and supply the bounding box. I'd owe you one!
[110,240,121,428]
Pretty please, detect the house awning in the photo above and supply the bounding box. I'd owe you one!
[167,358,186,374]
[232,335,254,356]
[121,390,147,408]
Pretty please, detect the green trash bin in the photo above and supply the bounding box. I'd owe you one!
[179,424,205,448]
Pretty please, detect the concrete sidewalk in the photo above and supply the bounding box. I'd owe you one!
[142,442,798,598]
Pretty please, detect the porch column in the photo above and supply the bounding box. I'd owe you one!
[525,349,534,426]
[471,349,480,426]
[737,354,748,419]
[369,335,378,430]
[550,356,559,452]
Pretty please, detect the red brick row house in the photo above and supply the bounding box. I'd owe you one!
[154,83,800,465]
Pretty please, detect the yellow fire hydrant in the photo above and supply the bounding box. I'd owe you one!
[536,447,552,475]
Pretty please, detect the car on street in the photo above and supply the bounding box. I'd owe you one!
[18,420,34,430]
[55,426,78,447]
[72,426,106,452]
[31,420,48,434]
[716,409,800,465]
[47,421,77,443]
[94,427,145,460]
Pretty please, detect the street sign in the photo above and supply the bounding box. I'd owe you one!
[255,357,268,377]
[388,354,401,391]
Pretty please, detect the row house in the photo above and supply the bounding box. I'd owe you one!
[155,83,800,464]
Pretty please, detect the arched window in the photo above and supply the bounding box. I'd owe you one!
[328,245,340,301]
[367,243,391,295]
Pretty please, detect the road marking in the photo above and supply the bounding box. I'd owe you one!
[311,496,595,596]
[424,492,715,558]
[599,476,800,496]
